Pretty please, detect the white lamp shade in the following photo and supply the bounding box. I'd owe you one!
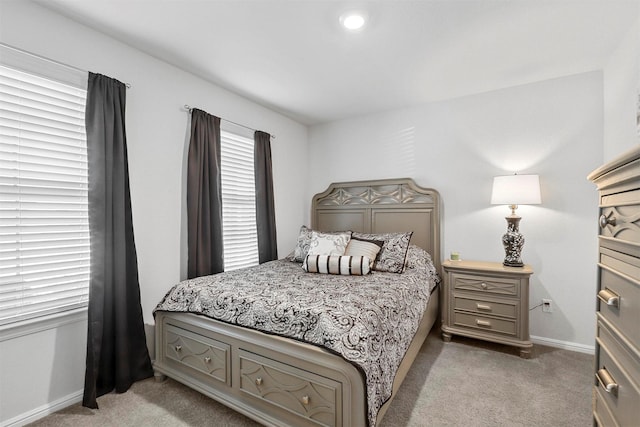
[491,174,541,205]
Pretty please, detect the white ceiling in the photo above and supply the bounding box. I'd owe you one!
[38,0,639,125]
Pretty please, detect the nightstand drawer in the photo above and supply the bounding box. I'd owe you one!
[452,273,519,297]
[453,312,516,336]
[454,296,517,319]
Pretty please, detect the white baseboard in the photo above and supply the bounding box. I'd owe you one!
[1,389,83,427]
[530,335,595,355]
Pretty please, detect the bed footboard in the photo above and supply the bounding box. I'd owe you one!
[154,311,367,427]
[154,286,438,427]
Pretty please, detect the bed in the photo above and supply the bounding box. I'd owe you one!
[153,178,442,427]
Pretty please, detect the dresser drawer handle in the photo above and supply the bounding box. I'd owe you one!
[301,395,310,405]
[476,303,492,311]
[476,319,491,327]
[596,368,618,397]
[255,377,263,386]
[175,345,182,352]
[599,214,616,228]
[597,289,620,308]
[204,357,211,364]
[480,282,488,290]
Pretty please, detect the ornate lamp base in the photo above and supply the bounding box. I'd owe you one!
[502,215,524,267]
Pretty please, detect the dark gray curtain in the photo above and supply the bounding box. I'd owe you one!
[83,73,152,409]
[254,131,278,263]
[187,109,224,278]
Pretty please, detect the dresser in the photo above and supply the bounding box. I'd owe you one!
[588,146,640,427]
[441,259,533,358]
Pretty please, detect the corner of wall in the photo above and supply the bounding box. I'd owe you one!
[603,10,640,161]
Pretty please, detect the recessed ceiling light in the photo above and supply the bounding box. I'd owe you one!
[340,12,366,30]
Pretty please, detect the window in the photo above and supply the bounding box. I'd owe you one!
[0,59,89,326]
[220,126,259,271]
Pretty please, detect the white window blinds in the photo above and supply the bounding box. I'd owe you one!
[220,128,259,271]
[0,64,89,326]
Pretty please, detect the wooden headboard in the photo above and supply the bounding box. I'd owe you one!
[311,178,442,273]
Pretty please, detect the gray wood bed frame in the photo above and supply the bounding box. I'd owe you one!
[154,178,441,427]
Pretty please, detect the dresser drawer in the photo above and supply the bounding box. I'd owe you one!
[593,386,619,427]
[165,325,230,385]
[600,246,640,279]
[599,189,640,244]
[596,316,640,388]
[595,341,640,427]
[453,312,516,336]
[239,350,340,427]
[598,265,640,347]
[454,295,517,319]
[451,272,519,297]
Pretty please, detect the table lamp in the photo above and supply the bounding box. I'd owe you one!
[490,174,541,267]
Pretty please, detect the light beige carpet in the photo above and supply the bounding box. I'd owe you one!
[28,330,593,427]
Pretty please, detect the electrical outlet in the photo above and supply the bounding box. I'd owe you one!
[542,299,553,313]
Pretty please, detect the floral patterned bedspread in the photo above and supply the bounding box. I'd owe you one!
[154,246,439,426]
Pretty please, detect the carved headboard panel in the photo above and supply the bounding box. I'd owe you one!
[311,178,442,273]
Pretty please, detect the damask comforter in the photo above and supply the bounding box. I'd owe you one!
[154,246,439,426]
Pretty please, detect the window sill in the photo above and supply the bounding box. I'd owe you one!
[0,308,88,342]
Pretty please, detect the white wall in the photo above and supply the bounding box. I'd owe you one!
[0,1,308,424]
[0,313,87,426]
[603,11,640,160]
[308,71,604,350]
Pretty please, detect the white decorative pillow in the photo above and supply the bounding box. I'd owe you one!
[344,238,383,268]
[351,231,413,273]
[306,231,351,256]
[290,225,314,262]
[290,226,351,262]
[303,255,371,275]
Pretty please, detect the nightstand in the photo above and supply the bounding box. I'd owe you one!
[441,259,534,358]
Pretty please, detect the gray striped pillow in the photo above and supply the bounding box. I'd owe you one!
[344,238,382,267]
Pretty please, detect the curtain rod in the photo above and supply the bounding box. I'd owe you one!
[0,43,131,88]
[183,104,275,139]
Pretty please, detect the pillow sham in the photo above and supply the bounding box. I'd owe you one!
[344,237,383,268]
[290,225,352,262]
[306,231,351,256]
[404,244,432,270]
[303,254,371,275]
[351,231,413,273]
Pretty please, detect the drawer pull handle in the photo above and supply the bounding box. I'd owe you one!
[476,319,491,327]
[255,377,263,386]
[476,303,492,311]
[175,345,182,352]
[204,357,211,364]
[599,214,616,229]
[302,395,310,405]
[597,289,619,308]
[480,282,488,290]
[596,368,618,397]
